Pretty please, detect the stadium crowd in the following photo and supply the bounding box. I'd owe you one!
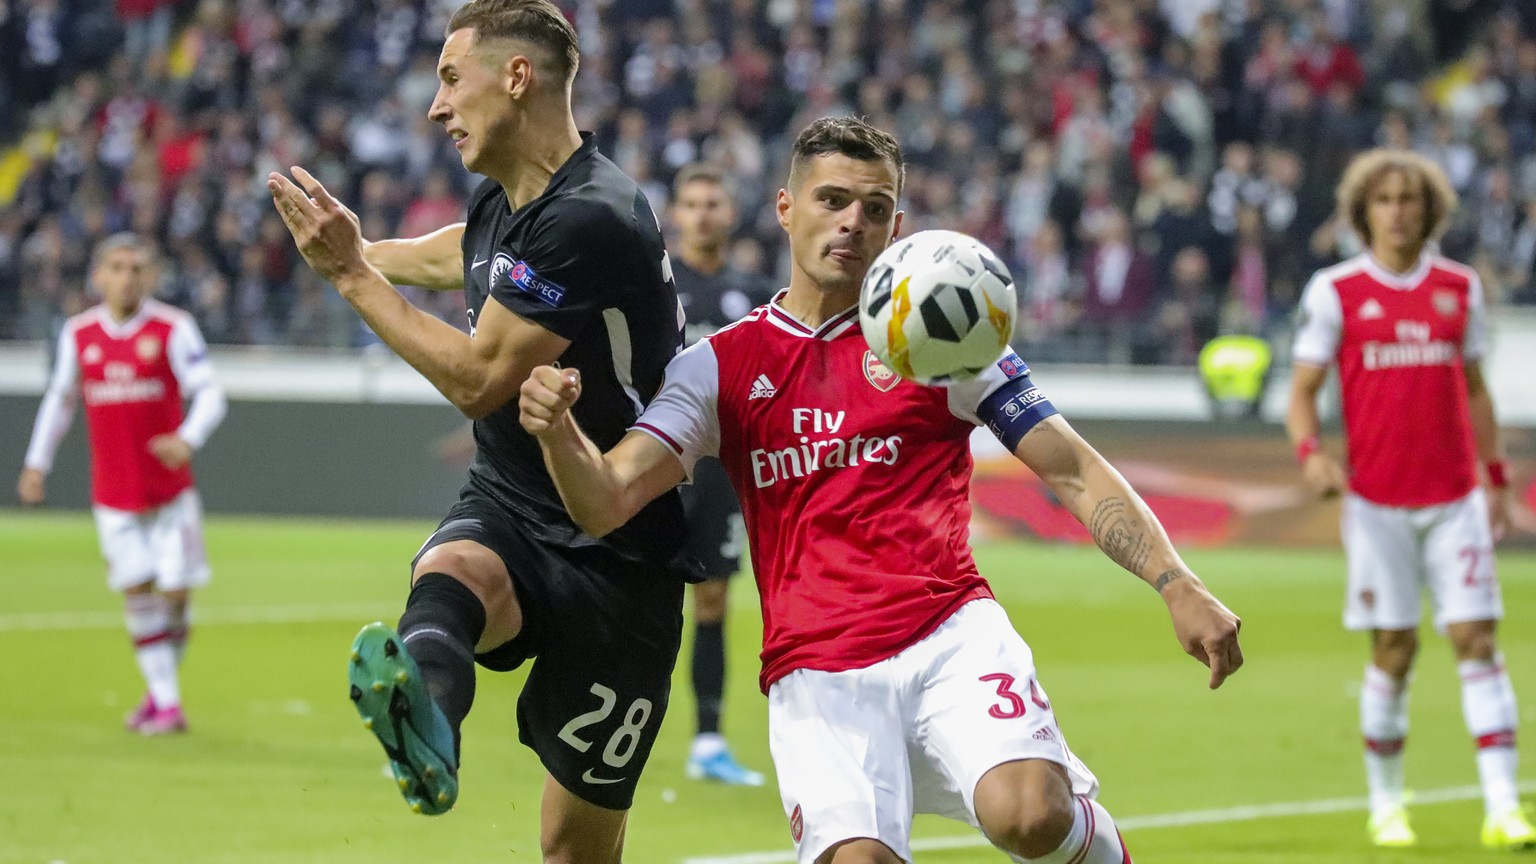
[2,0,1536,363]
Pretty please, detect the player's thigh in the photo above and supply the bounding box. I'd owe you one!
[516,550,685,812]
[681,459,747,580]
[906,599,1097,827]
[1342,494,1423,631]
[93,504,155,591]
[539,773,628,864]
[146,489,210,591]
[769,665,915,864]
[1422,488,1503,633]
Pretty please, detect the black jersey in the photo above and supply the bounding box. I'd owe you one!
[459,133,687,567]
[672,257,776,345]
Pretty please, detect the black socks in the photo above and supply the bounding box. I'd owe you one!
[692,619,726,735]
[398,573,486,750]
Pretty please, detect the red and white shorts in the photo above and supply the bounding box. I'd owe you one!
[1342,488,1502,633]
[767,599,1098,864]
[93,489,210,592]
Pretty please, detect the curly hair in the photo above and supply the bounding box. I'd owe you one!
[1335,149,1458,247]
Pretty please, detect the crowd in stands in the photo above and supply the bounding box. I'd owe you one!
[3,0,1536,364]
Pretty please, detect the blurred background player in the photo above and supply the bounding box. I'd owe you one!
[667,163,773,787]
[1287,149,1535,852]
[521,116,1244,864]
[268,1,695,856]
[17,232,227,736]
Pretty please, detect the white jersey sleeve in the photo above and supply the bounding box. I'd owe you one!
[1291,270,1344,367]
[946,348,1059,450]
[630,338,720,480]
[168,314,226,449]
[23,327,81,474]
[1464,269,1488,361]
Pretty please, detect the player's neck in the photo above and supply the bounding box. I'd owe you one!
[106,301,143,324]
[678,245,726,275]
[1369,243,1424,276]
[779,281,856,328]
[492,114,582,211]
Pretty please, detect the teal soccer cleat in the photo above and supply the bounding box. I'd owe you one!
[348,622,458,815]
[687,748,766,787]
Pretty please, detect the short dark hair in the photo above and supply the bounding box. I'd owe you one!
[447,0,580,87]
[672,163,728,196]
[91,232,151,270]
[788,116,905,195]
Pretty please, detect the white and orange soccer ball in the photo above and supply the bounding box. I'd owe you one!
[858,229,1017,385]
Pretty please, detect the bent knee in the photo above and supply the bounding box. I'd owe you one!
[413,543,513,605]
[975,761,1076,860]
[1449,622,1498,661]
[984,795,1075,859]
[1372,629,1418,675]
[818,839,903,864]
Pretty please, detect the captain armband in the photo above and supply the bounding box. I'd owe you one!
[979,378,1059,451]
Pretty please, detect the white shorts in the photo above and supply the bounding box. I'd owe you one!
[767,599,1098,864]
[93,489,211,592]
[1342,488,1502,633]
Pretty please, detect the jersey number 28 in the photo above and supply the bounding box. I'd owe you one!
[558,683,653,769]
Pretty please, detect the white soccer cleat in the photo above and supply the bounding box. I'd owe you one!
[1368,804,1417,848]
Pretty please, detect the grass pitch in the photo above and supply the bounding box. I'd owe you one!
[0,511,1530,863]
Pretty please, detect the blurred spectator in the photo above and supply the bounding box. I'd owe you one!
[2,0,1536,360]
[1146,245,1220,365]
[1017,218,1077,350]
[1080,210,1155,364]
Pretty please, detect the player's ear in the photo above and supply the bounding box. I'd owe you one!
[505,53,534,99]
[890,210,904,241]
[775,189,792,230]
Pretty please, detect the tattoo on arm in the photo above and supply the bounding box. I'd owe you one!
[1154,569,1185,594]
[1088,497,1152,575]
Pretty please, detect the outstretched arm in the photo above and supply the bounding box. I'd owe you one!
[366,223,466,291]
[270,167,565,418]
[520,366,687,537]
[1016,415,1244,689]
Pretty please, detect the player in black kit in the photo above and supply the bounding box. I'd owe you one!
[267,1,692,857]
[666,165,773,786]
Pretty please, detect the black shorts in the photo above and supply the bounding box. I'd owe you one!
[414,490,685,810]
[679,457,746,579]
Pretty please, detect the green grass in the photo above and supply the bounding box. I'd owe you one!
[0,511,1531,863]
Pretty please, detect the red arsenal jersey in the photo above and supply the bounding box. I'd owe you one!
[1293,252,1485,507]
[636,295,1058,691]
[26,301,219,511]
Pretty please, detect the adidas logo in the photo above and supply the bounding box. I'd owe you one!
[748,373,777,400]
[1359,298,1385,320]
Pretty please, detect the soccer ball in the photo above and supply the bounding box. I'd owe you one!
[859,229,1017,385]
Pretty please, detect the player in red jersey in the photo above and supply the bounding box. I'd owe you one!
[1287,149,1534,852]
[17,233,227,735]
[521,117,1243,864]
